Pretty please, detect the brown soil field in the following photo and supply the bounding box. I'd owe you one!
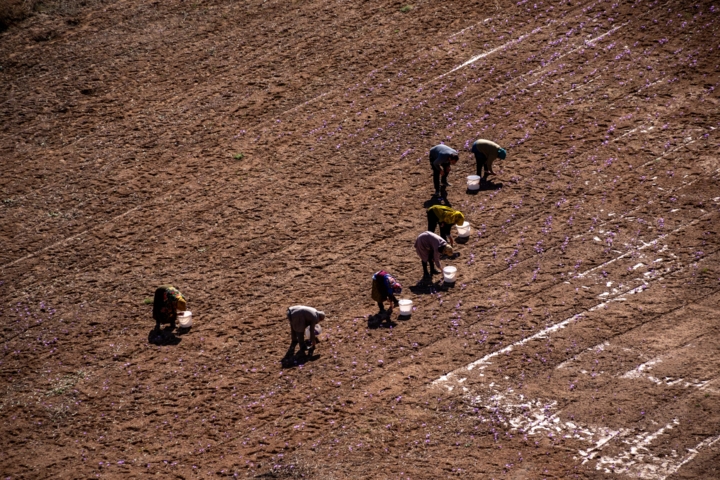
[2,0,720,478]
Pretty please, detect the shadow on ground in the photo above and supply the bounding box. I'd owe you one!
[368,311,398,329]
[281,352,321,369]
[148,325,190,345]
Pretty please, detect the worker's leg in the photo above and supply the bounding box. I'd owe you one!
[474,152,485,177]
[422,261,431,278]
[440,223,452,242]
[378,301,385,313]
[284,328,300,358]
[429,249,440,275]
[430,161,441,194]
[433,167,442,194]
[427,210,438,233]
[296,329,308,354]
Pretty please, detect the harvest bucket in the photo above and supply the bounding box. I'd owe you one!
[305,324,322,340]
[467,175,481,190]
[443,266,457,283]
[456,221,471,237]
[178,311,193,328]
[398,299,413,316]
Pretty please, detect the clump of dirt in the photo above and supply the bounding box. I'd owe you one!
[0,0,100,31]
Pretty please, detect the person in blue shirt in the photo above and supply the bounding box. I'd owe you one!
[429,144,459,197]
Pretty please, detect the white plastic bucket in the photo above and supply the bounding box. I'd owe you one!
[305,324,322,340]
[443,266,457,283]
[467,175,481,190]
[456,221,471,237]
[398,299,413,315]
[177,311,193,328]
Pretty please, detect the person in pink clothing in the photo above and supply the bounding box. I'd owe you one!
[414,231,453,280]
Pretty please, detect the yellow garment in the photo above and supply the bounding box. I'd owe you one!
[428,205,465,226]
[177,297,187,312]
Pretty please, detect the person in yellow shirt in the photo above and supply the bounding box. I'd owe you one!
[426,205,465,246]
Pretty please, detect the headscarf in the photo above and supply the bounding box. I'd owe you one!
[451,211,465,226]
[498,148,507,160]
[153,285,186,323]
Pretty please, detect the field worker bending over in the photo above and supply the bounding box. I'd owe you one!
[429,144,459,197]
[152,285,187,332]
[371,270,402,314]
[427,205,465,247]
[285,305,325,359]
[471,139,507,181]
[415,231,453,280]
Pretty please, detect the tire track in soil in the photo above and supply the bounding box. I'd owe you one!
[0,0,672,266]
[4,0,716,394]
[442,285,720,479]
[81,199,716,472]
[1,0,540,266]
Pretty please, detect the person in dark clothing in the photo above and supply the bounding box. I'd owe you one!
[152,285,187,332]
[371,270,402,314]
[429,144,459,196]
[471,139,507,181]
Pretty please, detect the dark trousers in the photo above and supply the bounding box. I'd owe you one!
[475,152,489,179]
[285,328,306,358]
[422,248,439,276]
[376,293,397,313]
[426,210,452,241]
[422,261,439,276]
[285,310,308,358]
[430,159,448,193]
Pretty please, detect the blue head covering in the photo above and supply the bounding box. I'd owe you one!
[498,148,507,160]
